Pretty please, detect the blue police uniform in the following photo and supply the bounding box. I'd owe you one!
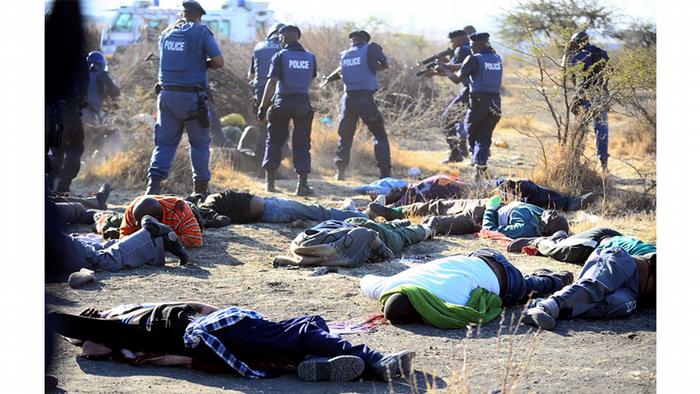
[262,42,317,175]
[442,43,471,161]
[250,37,282,104]
[334,42,391,175]
[461,46,503,167]
[570,44,610,167]
[148,20,222,187]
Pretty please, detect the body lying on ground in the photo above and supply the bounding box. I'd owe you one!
[46,205,188,283]
[48,301,416,382]
[507,227,656,265]
[187,189,364,228]
[380,174,469,206]
[272,217,432,267]
[495,179,598,211]
[368,198,569,238]
[360,248,573,329]
[524,247,656,330]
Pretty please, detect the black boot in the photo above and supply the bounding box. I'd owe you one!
[369,351,416,382]
[140,215,188,265]
[335,166,346,181]
[95,182,111,210]
[379,167,391,179]
[55,178,72,193]
[442,149,463,164]
[266,170,276,192]
[194,179,210,198]
[458,139,469,158]
[145,177,161,195]
[367,202,403,221]
[296,173,314,196]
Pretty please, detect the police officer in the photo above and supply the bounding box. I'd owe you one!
[246,22,285,167]
[146,0,224,196]
[439,32,503,181]
[84,51,120,125]
[48,56,89,193]
[333,30,391,181]
[423,26,475,164]
[566,31,610,172]
[258,25,317,196]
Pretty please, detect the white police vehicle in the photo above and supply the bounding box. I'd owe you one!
[100,0,276,57]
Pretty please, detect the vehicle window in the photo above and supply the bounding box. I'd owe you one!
[220,20,231,38]
[112,12,133,33]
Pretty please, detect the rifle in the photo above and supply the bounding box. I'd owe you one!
[320,66,342,88]
[414,48,452,68]
[413,48,452,77]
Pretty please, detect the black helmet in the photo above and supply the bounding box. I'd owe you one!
[570,31,589,43]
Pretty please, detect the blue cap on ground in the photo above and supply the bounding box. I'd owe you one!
[182,0,206,15]
[469,32,490,42]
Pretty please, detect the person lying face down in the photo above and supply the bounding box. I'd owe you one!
[272,217,432,268]
[494,179,598,211]
[48,301,415,383]
[378,174,469,206]
[186,189,364,228]
[120,196,203,248]
[368,196,569,238]
[507,226,656,265]
[524,248,656,330]
[360,248,573,329]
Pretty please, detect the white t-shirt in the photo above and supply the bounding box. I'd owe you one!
[360,255,500,306]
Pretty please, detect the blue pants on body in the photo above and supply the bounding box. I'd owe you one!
[211,315,384,366]
[470,248,568,306]
[465,94,501,166]
[538,247,639,320]
[62,229,165,273]
[263,94,314,174]
[148,90,211,182]
[581,99,609,164]
[260,197,366,223]
[334,92,391,170]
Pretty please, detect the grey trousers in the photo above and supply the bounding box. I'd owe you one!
[67,229,166,272]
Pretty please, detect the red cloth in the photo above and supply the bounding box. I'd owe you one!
[475,229,514,247]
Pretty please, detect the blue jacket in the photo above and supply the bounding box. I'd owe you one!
[482,202,543,239]
[158,22,222,87]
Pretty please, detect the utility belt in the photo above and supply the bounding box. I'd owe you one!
[158,84,205,93]
[154,84,210,128]
[468,92,500,109]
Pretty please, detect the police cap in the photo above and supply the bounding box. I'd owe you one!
[468,32,490,42]
[349,30,371,42]
[448,30,467,39]
[278,25,302,38]
[182,0,206,15]
[267,22,285,38]
[570,31,588,43]
[463,25,476,36]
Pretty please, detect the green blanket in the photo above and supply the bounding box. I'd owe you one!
[380,285,502,329]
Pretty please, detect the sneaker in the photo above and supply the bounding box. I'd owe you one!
[507,237,538,253]
[297,355,365,382]
[523,306,557,330]
[370,350,416,382]
[341,198,357,211]
[367,203,402,221]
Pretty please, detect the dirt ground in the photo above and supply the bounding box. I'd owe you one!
[46,129,656,393]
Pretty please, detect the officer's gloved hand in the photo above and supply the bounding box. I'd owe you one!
[486,195,502,210]
[257,106,268,121]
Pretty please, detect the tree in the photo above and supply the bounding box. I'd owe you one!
[498,0,617,45]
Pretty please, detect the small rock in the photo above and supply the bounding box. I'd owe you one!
[68,268,95,288]
[310,266,338,276]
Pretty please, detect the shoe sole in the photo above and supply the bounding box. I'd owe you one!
[376,351,416,382]
[524,310,557,330]
[297,355,365,382]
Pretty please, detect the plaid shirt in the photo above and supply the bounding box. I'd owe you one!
[183,307,267,378]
